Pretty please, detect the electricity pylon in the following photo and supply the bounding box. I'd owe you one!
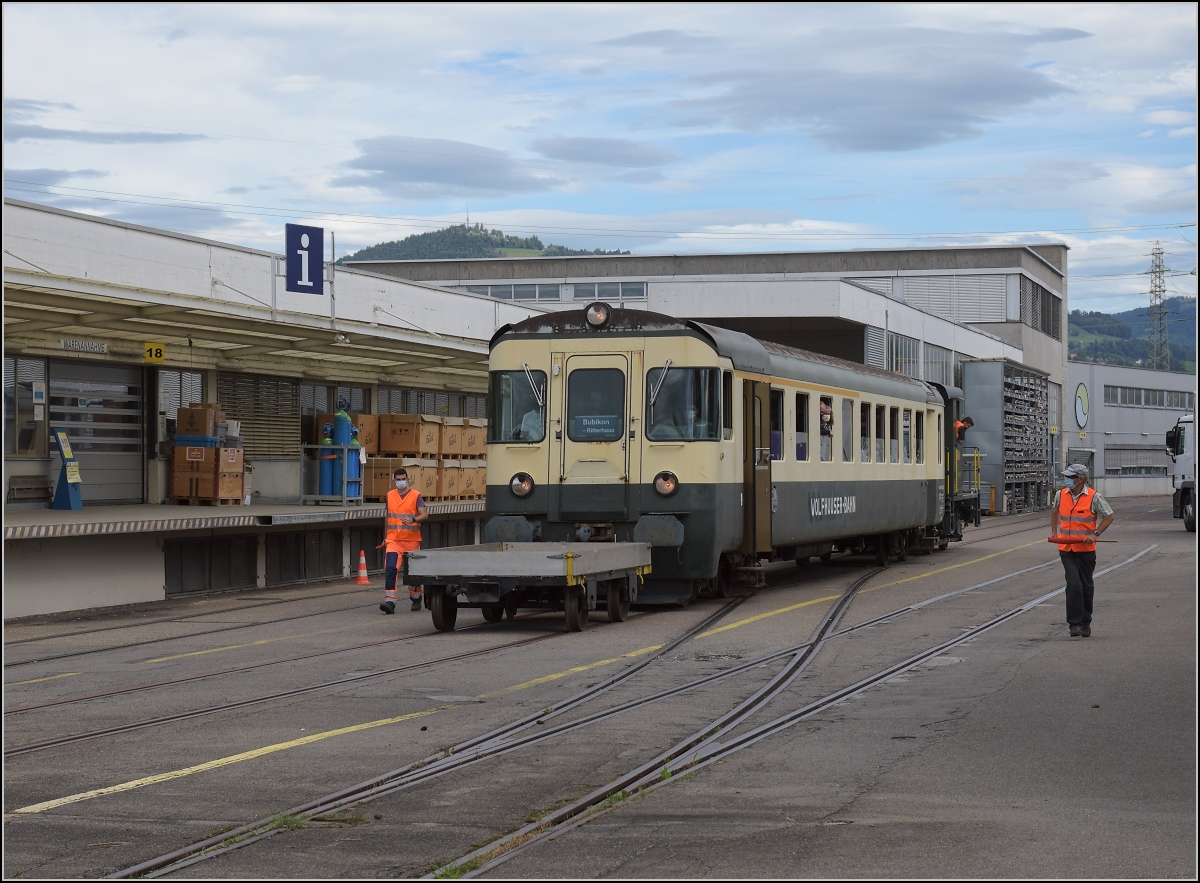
[1147,242,1170,371]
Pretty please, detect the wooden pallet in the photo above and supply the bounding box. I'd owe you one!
[173,496,243,507]
[376,450,440,460]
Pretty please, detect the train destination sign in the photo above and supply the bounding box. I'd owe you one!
[572,415,620,438]
[809,494,857,517]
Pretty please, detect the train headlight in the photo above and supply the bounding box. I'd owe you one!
[653,470,679,497]
[510,472,535,498]
[585,302,611,329]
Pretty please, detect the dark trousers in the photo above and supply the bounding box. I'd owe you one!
[385,551,422,602]
[1060,550,1097,626]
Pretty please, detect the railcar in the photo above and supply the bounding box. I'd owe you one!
[482,302,974,607]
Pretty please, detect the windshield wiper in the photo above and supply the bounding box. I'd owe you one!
[520,362,545,408]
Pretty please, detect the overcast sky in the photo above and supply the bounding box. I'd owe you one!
[3,3,1196,312]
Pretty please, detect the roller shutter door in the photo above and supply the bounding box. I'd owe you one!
[217,372,301,458]
[49,361,144,504]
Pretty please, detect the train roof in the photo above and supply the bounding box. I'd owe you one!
[493,304,940,403]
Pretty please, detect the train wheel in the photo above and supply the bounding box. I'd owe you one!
[564,587,589,632]
[431,589,458,632]
[717,558,737,598]
[874,534,890,568]
[482,604,504,623]
[607,581,629,623]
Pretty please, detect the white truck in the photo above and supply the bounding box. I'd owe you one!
[1166,413,1195,532]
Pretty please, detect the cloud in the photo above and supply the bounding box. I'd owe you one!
[531,137,679,168]
[4,98,77,120]
[3,123,206,144]
[596,29,721,53]
[657,26,1077,152]
[1168,126,1197,138]
[4,167,106,187]
[330,135,569,198]
[1145,110,1194,126]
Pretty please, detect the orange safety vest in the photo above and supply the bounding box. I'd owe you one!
[385,488,423,553]
[1056,486,1097,552]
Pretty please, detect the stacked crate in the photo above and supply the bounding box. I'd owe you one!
[364,457,437,501]
[171,445,244,505]
[438,418,464,500]
[459,418,487,499]
[376,414,444,498]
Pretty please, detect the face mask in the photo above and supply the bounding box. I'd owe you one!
[395,480,408,490]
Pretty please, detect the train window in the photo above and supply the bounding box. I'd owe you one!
[645,367,718,441]
[916,411,925,464]
[902,409,912,464]
[875,404,886,463]
[937,415,943,465]
[819,395,833,461]
[488,370,547,443]
[795,392,809,460]
[769,390,784,460]
[889,407,900,463]
[841,399,854,462]
[569,368,625,441]
[722,371,733,440]
[860,403,871,463]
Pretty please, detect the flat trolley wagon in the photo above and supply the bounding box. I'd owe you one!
[404,541,652,632]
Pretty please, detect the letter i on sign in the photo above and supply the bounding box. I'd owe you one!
[285,224,324,294]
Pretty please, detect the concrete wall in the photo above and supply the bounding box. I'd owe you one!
[4,534,165,618]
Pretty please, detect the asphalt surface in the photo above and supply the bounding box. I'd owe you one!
[3,496,1195,879]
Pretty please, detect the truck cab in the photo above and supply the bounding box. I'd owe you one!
[1165,413,1195,532]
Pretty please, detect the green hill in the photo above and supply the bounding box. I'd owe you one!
[338,224,629,263]
[1068,296,1196,373]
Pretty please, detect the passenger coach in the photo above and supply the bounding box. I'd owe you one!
[485,303,966,605]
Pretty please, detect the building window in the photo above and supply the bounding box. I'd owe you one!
[1104,385,1193,411]
[923,343,952,386]
[1103,446,1170,476]
[1019,276,1062,340]
[465,284,561,301]
[573,281,646,300]
[887,332,920,379]
[4,357,48,457]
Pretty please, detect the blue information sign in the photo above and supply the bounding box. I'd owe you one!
[285,224,324,294]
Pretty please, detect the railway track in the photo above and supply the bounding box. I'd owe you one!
[101,548,1100,878]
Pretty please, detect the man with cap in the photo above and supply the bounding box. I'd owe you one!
[1050,463,1115,637]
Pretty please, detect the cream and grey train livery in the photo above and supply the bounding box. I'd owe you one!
[485,302,964,605]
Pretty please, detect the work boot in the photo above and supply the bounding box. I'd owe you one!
[411,598,422,611]
[1080,625,1091,637]
[380,601,395,615]
[1069,624,1081,637]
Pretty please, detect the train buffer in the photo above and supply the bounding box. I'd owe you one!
[403,541,652,633]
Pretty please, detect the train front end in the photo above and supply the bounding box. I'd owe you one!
[484,303,734,604]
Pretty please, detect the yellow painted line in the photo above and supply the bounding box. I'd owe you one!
[477,644,663,698]
[141,625,354,664]
[695,539,1047,638]
[5,706,452,817]
[8,672,80,686]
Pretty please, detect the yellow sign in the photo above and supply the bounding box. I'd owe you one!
[55,430,74,460]
[143,343,167,364]
[65,463,82,484]
[1050,425,1058,435]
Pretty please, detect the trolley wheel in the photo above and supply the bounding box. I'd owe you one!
[503,595,520,620]
[607,581,629,623]
[431,589,458,632]
[819,552,832,563]
[874,534,890,568]
[1184,495,1196,532]
[482,604,504,623]
[896,534,909,562]
[564,587,589,632]
[717,557,737,598]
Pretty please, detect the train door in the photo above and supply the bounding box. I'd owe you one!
[741,379,772,554]
[558,353,632,520]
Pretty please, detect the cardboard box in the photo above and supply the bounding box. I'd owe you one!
[462,418,487,457]
[172,446,244,474]
[402,458,438,499]
[317,413,379,456]
[460,461,483,497]
[439,417,465,458]
[437,459,461,499]
[177,407,217,437]
[378,414,441,456]
[366,457,438,499]
[171,471,242,500]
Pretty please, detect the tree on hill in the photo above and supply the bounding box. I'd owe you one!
[338,224,630,263]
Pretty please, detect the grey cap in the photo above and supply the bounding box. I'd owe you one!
[1063,463,1089,478]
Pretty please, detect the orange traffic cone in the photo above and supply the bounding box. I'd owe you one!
[355,550,371,585]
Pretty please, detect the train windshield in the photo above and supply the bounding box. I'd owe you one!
[488,369,546,442]
[567,368,625,441]
[645,367,720,441]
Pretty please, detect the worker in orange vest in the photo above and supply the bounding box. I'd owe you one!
[377,467,428,613]
[1050,463,1115,638]
[954,415,974,444]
